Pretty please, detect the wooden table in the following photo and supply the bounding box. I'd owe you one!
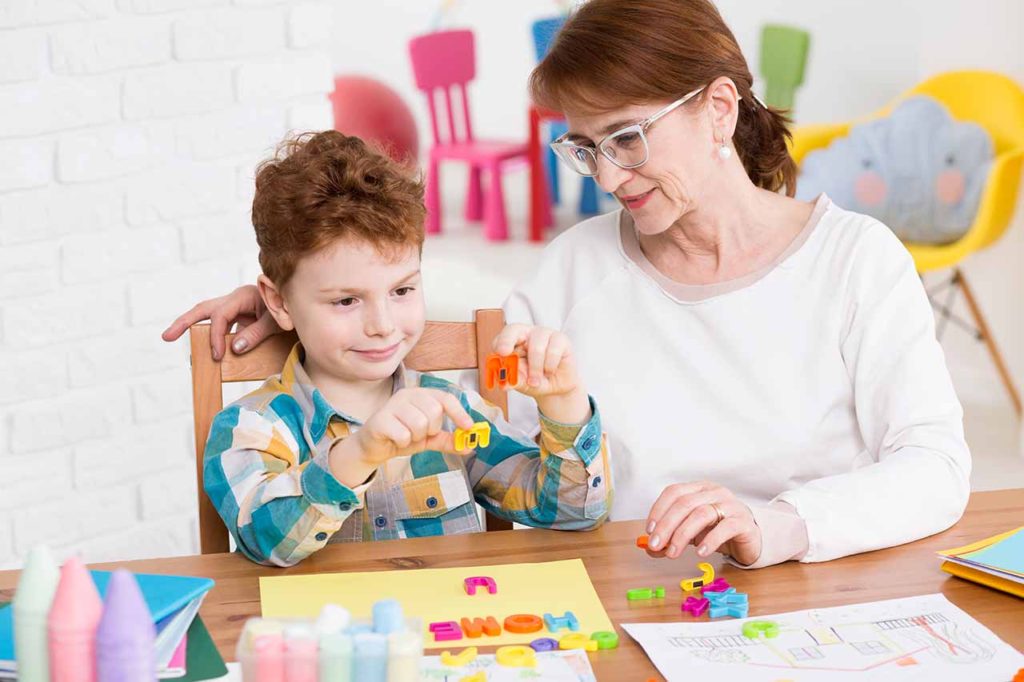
[2,490,1021,678]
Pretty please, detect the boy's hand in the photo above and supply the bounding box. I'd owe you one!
[329,388,475,487]
[492,324,590,424]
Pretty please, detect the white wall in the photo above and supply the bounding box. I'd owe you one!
[0,0,335,569]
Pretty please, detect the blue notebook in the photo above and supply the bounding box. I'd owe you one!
[0,570,214,662]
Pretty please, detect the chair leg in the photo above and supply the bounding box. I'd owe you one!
[483,161,508,241]
[425,159,442,235]
[465,164,484,222]
[956,269,1022,416]
[546,146,561,205]
[579,176,600,215]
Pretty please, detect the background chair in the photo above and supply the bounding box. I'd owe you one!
[759,24,811,111]
[408,29,528,241]
[791,70,1024,416]
[190,309,514,555]
[531,16,602,216]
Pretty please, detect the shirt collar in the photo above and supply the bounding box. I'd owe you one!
[278,343,412,440]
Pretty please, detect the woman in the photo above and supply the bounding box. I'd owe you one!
[164,0,970,568]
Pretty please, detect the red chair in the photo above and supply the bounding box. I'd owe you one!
[408,29,529,240]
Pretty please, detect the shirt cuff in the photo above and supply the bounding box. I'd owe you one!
[300,443,371,521]
[725,501,809,569]
[537,396,603,467]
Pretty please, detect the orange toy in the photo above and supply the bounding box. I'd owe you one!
[485,354,519,389]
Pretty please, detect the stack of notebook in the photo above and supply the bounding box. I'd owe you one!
[937,526,1024,598]
[0,570,227,680]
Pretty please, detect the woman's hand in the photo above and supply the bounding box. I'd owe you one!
[645,481,762,565]
[161,285,281,360]
[492,324,590,424]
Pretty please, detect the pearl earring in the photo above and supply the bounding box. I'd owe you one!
[718,141,732,160]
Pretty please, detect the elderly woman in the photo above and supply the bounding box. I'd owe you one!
[164,0,970,568]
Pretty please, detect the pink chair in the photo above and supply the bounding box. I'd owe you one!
[408,29,528,240]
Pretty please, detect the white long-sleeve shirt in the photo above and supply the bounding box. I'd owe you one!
[493,194,971,565]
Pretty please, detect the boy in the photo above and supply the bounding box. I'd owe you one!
[203,131,611,566]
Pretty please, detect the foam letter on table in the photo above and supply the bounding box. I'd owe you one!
[463,576,498,595]
[543,611,579,633]
[459,617,501,638]
[557,633,598,652]
[440,647,478,667]
[503,614,543,634]
[495,645,536,668]
[680,562,715,592]
[590,631,619,650]
[429,621,463,642]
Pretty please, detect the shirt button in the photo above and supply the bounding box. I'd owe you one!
[374,515,388,528]
[592,476,602,488]
[339,501,352,511]
[426,496,438,509]
[581,436,596,451]
[315,532,328,541]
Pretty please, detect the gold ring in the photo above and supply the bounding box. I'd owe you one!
[710,502,725,524]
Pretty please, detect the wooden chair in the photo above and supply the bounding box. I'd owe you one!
[189,309,514,554]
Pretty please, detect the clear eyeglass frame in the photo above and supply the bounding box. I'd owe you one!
[549,86,706,177]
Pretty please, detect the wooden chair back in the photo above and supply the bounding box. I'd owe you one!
[189,309,512,554]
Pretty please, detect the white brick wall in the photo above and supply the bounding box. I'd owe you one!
[0,1,334,569]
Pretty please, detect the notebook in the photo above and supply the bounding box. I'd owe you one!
[937,526,1024,598]
[0,570,214,676]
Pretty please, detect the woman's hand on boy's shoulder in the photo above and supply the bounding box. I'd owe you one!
[161,284,281,360]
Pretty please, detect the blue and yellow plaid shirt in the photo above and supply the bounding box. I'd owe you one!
[203,344,611,566]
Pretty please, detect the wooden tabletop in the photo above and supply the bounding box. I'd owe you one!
[2,489,1021,678]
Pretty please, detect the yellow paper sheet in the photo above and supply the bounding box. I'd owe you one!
[259,559,615,648]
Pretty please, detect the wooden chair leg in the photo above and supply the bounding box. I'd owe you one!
[956,269,1022,416]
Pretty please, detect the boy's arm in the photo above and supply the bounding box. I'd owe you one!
[202,403,368,567]
[453,384,612,530]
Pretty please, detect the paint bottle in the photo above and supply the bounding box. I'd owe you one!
[386,629,422,682]
[352,632,387,682]
[283,623,318,682]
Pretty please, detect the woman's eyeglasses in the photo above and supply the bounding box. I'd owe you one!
[550,86,706,177]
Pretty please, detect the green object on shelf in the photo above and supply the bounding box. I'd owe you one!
[759,24,811,111]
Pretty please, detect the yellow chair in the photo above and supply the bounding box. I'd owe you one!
[791,70,1024,417]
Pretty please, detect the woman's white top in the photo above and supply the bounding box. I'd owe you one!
[496,194,971,566]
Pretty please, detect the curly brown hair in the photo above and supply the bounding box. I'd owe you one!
[252,130,426,288]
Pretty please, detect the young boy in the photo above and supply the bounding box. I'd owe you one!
[203,131,611,566]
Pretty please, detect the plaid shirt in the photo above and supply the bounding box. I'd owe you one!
[203,344,611,566]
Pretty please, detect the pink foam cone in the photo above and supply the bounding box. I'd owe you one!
[47,556,102,682]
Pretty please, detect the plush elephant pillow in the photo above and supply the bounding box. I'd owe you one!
[796,96,993,244]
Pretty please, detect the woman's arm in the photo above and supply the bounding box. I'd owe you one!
[776,224,971,562]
